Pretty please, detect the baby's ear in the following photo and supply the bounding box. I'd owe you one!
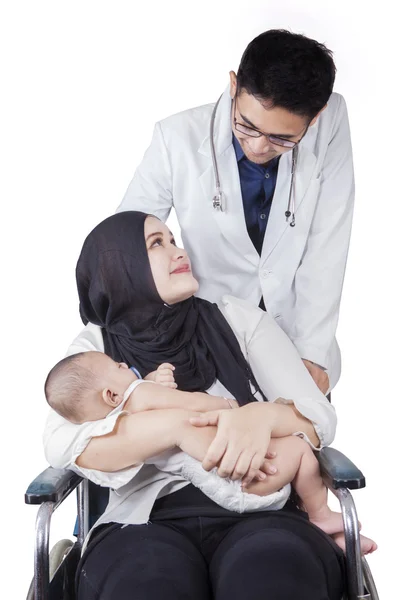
[102,388,123,407]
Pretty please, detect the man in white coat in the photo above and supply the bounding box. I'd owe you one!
[117,29,354,394]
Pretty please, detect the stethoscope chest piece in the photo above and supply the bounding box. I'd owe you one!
[212,191,224,211]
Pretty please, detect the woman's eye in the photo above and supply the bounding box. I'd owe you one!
[150,238,163,248]
[171,238,176,246]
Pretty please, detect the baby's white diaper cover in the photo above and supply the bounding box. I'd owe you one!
[152,450,290,513]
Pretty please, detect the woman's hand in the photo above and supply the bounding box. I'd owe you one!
[189,403,278,487]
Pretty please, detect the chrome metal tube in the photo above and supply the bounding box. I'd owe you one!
[77,478,90,547]
[362,557,379,600]
[34,501,54,600]
[336,488,364,599]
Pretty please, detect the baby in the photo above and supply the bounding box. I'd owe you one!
[45,351,377,555]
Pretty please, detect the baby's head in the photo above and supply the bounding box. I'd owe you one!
[44,351,136,424]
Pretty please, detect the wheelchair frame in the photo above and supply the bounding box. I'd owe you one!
[25,447,379,600]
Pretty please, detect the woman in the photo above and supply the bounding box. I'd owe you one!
[43,211,344,599]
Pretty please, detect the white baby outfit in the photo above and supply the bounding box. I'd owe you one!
[151,448,290,513]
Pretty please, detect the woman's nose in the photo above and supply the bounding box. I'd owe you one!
[171,246,186,261]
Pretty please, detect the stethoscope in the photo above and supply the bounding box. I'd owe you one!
[210,95,298,227]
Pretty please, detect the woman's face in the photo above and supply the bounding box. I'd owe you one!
[145,216,199,304]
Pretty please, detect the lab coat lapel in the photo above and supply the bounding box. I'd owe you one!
[198,88,259,267]
[198,154,259,266]
[261,144,317,263]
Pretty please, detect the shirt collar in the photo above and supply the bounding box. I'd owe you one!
[232,133,245,162]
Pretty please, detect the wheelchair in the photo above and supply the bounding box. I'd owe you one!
[25,447,380,600]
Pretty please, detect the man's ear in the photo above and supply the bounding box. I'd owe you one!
[309,104,328,127]
[229,71,237,100]
[102,388,122,408]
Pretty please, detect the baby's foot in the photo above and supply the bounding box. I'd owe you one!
[333,532,378,555]
[309,508,346,535]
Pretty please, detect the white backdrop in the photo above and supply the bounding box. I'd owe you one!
[1,1,398,598]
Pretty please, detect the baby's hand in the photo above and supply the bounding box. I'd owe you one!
[151,363,177,389]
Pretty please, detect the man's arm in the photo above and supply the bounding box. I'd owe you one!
[116,122,173,220]
[292,95,354,370]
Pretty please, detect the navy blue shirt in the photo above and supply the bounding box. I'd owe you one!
[232,134,280,255]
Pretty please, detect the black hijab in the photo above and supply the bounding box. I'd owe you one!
[76,211,263,405]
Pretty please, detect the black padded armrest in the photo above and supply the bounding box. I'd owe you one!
[25,467,83,505]
[317,447,365,490]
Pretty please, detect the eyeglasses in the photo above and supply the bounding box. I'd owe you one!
[233,95,308,149]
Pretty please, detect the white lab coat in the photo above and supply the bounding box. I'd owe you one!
[118,87,355,389]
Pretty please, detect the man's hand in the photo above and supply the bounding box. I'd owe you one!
[302,359,330,394]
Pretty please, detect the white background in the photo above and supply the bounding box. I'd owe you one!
[1,1,398,598]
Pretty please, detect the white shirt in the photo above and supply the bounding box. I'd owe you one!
[43,295,336,528]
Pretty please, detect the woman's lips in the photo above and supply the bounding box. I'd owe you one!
[171,265,191,274]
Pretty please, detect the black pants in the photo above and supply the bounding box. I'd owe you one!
[76,513,345,599]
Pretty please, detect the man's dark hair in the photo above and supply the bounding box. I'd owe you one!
[236,29,336,120]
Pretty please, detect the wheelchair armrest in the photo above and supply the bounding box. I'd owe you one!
[25,467,83,505]
[317,447,366,490]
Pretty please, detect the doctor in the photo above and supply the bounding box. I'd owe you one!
[118,29,354,394]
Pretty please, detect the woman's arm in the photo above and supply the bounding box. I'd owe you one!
[263,402,319,446]
[245,309,336,448]
[188,298,337,485]
[222,296,337,447]
[76,408,196,471]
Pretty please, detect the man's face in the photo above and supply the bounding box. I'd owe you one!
[230,88,311,166]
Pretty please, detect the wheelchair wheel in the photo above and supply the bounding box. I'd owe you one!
[362,557,380,599]
[26,538,74,600]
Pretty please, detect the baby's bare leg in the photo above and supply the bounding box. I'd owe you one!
[244,436,306,496]
[247,437,335,513]
[178,428,377,555]
[289,438,345,535]
[247,437,345,536]
[247,437,377,554]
